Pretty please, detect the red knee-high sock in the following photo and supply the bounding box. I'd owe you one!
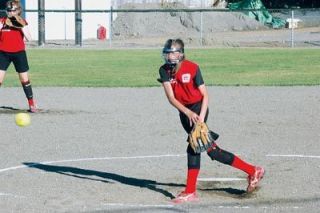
[28,98,35,106]
[231,156,255,176]
[185,169,199,193]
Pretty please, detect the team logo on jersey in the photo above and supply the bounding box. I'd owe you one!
[181,74,191,83]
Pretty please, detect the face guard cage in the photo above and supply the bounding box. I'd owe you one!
[6,2,18,12]
[162,48,184,65]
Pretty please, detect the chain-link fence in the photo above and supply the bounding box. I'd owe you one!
[110,0,320,9]
[1,7,319,48]
[108,8,320,48]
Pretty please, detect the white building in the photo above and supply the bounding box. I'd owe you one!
[25,0,115,41]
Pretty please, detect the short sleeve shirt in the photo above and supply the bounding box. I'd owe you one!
[0,17,26,52]
[159,60,204,105]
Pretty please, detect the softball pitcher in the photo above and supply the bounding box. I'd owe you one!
[158,38,265,204]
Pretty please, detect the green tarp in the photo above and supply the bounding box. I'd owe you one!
[228,0,286,28]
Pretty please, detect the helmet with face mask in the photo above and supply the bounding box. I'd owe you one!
[6,1,21,16]
[162,39,185,67]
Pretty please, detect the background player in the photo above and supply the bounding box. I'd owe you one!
[158,38,265,204]
[0,0,37,112]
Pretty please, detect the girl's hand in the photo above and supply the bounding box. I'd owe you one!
[187,111,200,126]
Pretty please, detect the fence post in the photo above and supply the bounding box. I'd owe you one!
[201,0,204,8]
[63,6,67,40]
[75,0,82,46]
[38,0,45,46]
[290,9,294,48]
[20,0,26,18]
[109,6,113,47]
[200,11,203,46]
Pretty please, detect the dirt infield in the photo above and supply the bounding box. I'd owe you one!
[0,87,319,212]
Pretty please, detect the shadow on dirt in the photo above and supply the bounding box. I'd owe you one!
[0,106,90,115]
[0,106,24,114]
[200,187,255,199]
[23,162,184,199]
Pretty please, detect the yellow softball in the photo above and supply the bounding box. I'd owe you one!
[15,113,31,127]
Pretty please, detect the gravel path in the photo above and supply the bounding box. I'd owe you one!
[0,86,319,212]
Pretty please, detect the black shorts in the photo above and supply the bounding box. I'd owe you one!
[179,101,209,134]
[0,50,29,73]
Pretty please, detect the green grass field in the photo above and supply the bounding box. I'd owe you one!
[4,48,320,87]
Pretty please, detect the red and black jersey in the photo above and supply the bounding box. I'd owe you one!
[159,59,204,105]
[0,17,26,52]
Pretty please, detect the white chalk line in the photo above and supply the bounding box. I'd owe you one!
[0,153,319,174]
[102,203,301,210]
[198,177,246,182]
[266,154,320,159]
[103,203,174,208]
[0,192,24,198]
[0,154,186,173]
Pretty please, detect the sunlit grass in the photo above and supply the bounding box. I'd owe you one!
[3,48,320,87]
